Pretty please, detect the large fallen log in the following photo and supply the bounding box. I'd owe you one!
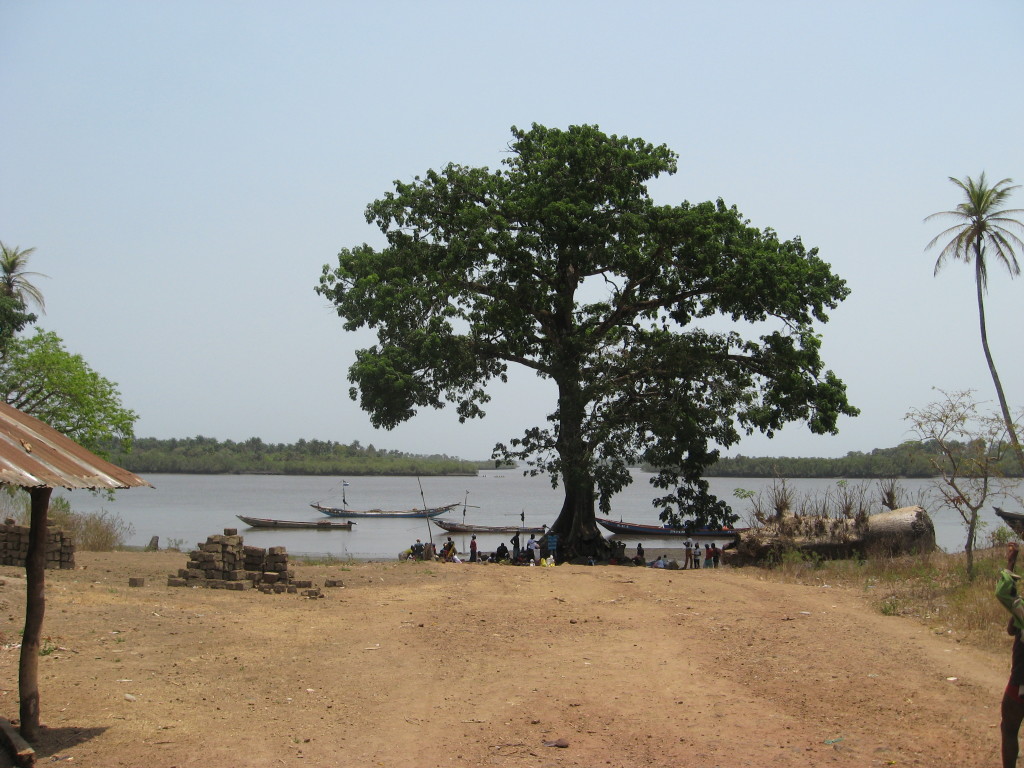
[731,506,936,564]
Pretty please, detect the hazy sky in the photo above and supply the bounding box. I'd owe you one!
[3,1,1022,461]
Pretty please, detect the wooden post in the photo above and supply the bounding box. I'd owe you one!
[18,487,51,742]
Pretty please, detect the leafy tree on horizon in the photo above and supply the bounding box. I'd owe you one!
[318,124,857,556]
[926,173,1024,476]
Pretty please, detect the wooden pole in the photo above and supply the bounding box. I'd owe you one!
[18,486,51,742]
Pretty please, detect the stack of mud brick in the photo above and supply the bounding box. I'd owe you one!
[167,529,322,595]
[0,519,75,569]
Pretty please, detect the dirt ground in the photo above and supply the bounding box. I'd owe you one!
[0,549,1011,767]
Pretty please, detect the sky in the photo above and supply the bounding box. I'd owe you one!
[2,1,1023,462]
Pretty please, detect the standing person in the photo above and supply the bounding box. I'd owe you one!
[711,543,721,568]
[996,542,1024,767]
[636,543,645,563]
[703,544,713,568]
[469,534,478,563]
[527,534,539,563]
[683,539,693,570]
[528,536,544,565]
[511,532,521,562]
[692,544,701,570]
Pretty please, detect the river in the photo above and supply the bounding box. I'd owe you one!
[56,470,1020,560]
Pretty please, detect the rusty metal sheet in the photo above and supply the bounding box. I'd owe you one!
[0,401,151,490]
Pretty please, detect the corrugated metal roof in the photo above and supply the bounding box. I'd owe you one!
[0,401,151,490]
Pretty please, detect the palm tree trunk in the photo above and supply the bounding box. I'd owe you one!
[975,254,1024,476]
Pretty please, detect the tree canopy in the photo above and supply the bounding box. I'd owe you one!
[0,329,137,455]
[318,124,856,555]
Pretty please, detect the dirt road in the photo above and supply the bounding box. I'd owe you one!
[0,552,1008,766]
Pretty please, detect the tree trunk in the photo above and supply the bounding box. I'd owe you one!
[546,375,607,560]
[976,250,1024,476]
[549,480,606,560]
[19,487,51,742]
[732,506,936,564]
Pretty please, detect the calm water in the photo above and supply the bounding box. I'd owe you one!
[56,470,1019,560]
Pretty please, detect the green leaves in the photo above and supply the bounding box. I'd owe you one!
[318,124,855,538]
[0,330,137,455]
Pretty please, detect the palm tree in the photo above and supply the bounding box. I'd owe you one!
[0,242,47,314]
[926,173,1024,475]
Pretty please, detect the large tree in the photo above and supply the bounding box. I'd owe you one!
[926,173,1024,476]
[318,124,856,556]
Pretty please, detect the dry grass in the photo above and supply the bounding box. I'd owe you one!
[756,544,1012,652]
[0,489,134,551]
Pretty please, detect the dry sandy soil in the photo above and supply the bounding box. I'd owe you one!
[0,549,1011,767]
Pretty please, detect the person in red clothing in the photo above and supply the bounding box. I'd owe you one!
[469,534,478,563]
[996,542,1024,767]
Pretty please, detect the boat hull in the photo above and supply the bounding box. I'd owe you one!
[432,518,547,534]
[237,515,354,530]
[596,517,745,538]
[311,502,458,519]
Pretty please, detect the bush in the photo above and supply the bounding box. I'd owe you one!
[3,490,134,551]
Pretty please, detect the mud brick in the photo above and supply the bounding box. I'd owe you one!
[187,560,202,570]
[128,577,145,588]
[258,585,274,594]
[167,577,188,587]
[302,588,323,598]
[224,580,249,591]
[207,580,223,589]
[204,569,220,579]
[273,584,287,594]
[268,546,286,556]
[245,570,261,581]
[223,534,241,545]
[324,579,344,588]
[194,551,216,561]
[243,545,265,556]
[292,580,313,589]
[201,542,223,553]
[223,528,238,537]
[287,585,297,594]
[186,569,203,579]
[262,572,280,584]
[207,534,225,545]
[224,570,245,580]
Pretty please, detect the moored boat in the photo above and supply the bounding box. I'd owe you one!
[432,518,547,534]
[596,516,746,539]
[996,507,1024,537]
[237,515,355,530]
[311,502,459,519]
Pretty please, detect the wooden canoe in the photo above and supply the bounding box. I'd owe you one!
[311,502,459,519]
[432,518,547,534]
[237,515,355,530]
[596,517,745,539]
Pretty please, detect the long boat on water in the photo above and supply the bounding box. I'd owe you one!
[596,517,747,539]
[237,515,355,530]
[432,518,547,534]
[311,502,459,519]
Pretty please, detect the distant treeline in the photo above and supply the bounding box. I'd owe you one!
[103,436,491,476]
[706,440,1023,478]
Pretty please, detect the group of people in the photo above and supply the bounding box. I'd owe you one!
[405,532,556,565]
[631,540,722,569]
